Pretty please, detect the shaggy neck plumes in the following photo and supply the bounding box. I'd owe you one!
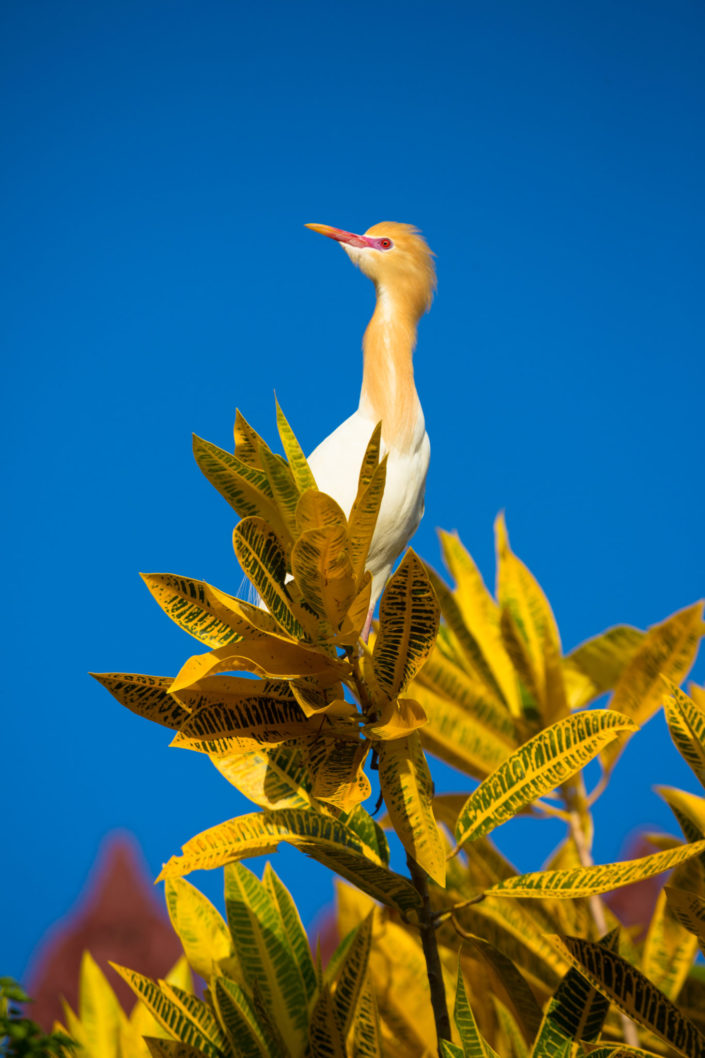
[359,286,423,452]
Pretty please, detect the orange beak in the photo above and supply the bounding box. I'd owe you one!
[305,223,372,249]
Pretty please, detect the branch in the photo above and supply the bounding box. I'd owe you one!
[406,852,451,1055]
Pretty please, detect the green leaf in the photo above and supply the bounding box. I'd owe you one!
[275,399,317,493]
[550,934,705,1058]
[144,1041,214,1058]
[488,839,705,898]
[455,956,499,1056]
[90,672,189,729]
[210,976,270,1058]
[331,913,373,1038]
[440,1043,466,1058]
[378,732,446,886]
[373,550,440,700]
[455,710,637,847]
[223,862,308,1052]
[110,965,219,1056]
[261,862,317,1002]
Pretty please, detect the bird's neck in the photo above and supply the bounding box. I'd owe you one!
[359,287,423,452]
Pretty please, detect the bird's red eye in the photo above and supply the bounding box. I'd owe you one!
[380,238,392,249]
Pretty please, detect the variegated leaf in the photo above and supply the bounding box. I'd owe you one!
[211,975,270,1058]
[164,877,232,981]
[331,913,374,1037]
[308,986,347,1058]
[275,399,317,493]
[347,424,387,581]
[455,710,637,847]
[110,965,219,1055]
[352,976,382,1058]
[192,433,286,536]
[455,957,499,1056]
[223,862,308,1052]
[655,785,705,844]
[256,441,300,540]
[141,573,253,648]
[664,886,705,955]
[378,732,445,886]
[563,625,645,710]
[307,736,371,811]
[157,807,421,914]
[602,601,704,770]
[211,743,315,810]
[90,672,189,729]
[440,1043,465,1058]
[291,524,356,632]
[550,934,705,1058]
[233,409,270,468]
[156,983,225,1049]
[295,489,346,536]
[262,862,317,1001]
[460,935,542,1042]
[144,1042,213,1058]
[373,550,440,700]
[488,839,705,898]
[662,678,705,789]
[232,516,304,637]
[642,885,699,998]
[532,928,617,1052]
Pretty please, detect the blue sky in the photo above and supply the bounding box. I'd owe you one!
[2,0,704,983]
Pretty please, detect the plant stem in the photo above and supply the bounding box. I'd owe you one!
[406,852,451,1053]
[563,777,640,1048]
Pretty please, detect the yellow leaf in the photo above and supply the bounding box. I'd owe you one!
[602,601,704,771]
[365,697,428,740]
[642,885,699,999]
[488,839,705,898]
[373,550,440,701]
[347,423,387,582]
[307,737,372,811]
[91,672,190,729]
[77,951,126,1058]
[664,886,705,955]
[455,710,637,847]
[295,488,346,535]
[164,879,232,981]
[377,732,446,886]
[232,516,305,637]
[439,530,521,717]
[192,433,287,539]
[655,785,705,844]
[662,678,705,789]
[291,524,356,633]
[170,635,347,691]
[495,514,565,721]
[275,398,317,493]
[563,625,645,709]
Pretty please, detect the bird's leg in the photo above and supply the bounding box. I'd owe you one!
[361,606,374,643]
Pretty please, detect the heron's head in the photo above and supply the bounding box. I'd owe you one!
[305,221,436,318]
